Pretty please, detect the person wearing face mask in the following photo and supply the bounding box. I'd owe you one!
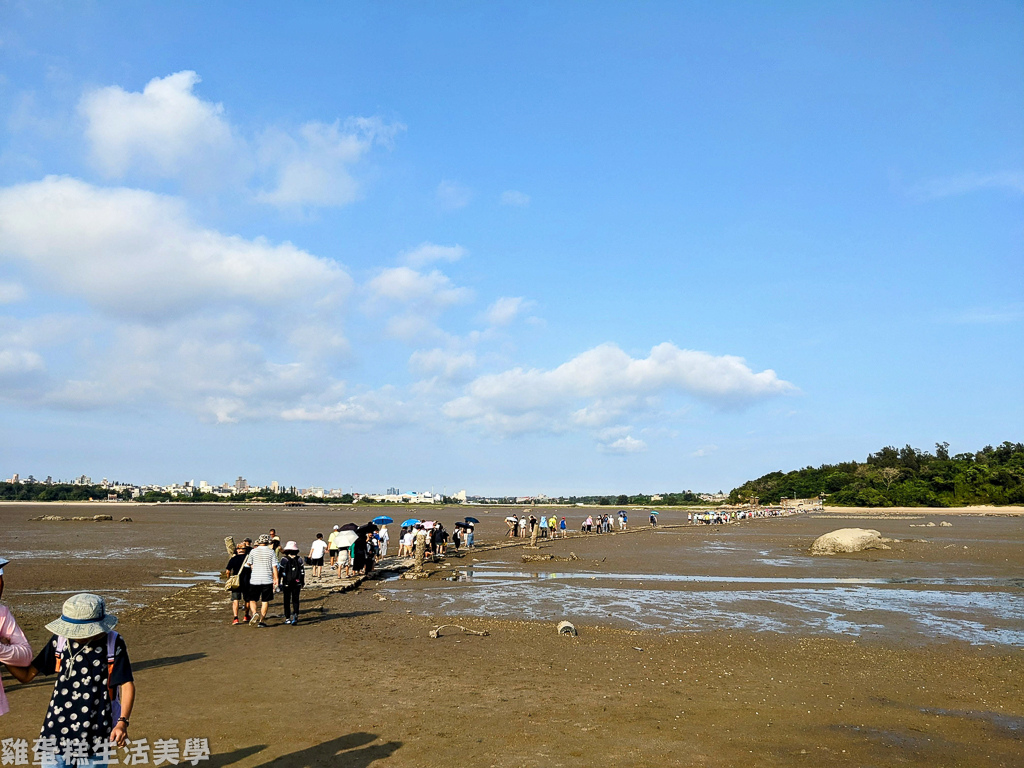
[0,557,33,717]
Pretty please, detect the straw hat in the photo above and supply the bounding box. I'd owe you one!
[45,593,117,639]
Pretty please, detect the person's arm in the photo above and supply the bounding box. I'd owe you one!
[110,681,135,746]
[272,558,279,589]
[0,610,32,667]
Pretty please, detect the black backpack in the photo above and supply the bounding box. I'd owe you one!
[279,556,304,587]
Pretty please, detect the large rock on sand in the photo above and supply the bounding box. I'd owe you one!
[810,528,889,555]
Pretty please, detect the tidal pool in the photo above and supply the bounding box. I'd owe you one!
[386,574,1024,646]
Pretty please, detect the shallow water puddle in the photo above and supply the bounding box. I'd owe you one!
[451,567,1021,588]
[386,576,1024,646]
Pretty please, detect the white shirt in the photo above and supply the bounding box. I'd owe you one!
[310,539,329,558]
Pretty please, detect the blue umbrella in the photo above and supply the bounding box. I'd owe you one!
[372,515,394,525]
[401,518,420,527]
[464,516,480,524]
[649,510,659,515]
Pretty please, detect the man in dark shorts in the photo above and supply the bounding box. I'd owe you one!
[243,534,278,627]
[224,542,251,625]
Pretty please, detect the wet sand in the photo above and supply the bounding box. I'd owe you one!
[2,504,1022,767]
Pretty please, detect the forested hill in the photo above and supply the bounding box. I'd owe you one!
[729,442,1024,507]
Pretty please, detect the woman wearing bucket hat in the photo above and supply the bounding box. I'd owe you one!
[7,593,136,760]
[0,557,33,717]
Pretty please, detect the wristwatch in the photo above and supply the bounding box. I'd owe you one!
[117,717,130,727]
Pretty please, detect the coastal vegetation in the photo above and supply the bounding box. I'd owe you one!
[728,441,1024,507]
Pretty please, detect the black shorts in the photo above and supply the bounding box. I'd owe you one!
[308,556,324,566]
[247,584,273,603]
[230,589,243,601]
[328,549,339,557]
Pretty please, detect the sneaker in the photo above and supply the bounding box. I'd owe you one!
[232,617,239,625]
[256,622,269,628]
[243,615,252,623]
[249,614,259,626]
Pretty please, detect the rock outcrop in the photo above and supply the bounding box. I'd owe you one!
[810,528,890,555]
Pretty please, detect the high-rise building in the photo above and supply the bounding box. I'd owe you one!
[235,476,248,493]
[270,481,279,493]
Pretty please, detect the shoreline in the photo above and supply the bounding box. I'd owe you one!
[3,498,1022,516]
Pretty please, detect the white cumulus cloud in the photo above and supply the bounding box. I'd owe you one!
[80,71,234,180]
[79,71,401,208]
[365,266,473,341]
[256,117,404,208]
[0,176,364,421]
[600,435,647,454]
[443,342,795,437]
[0,348,45,377]
[485,296,532,326]
[0,176,352,320]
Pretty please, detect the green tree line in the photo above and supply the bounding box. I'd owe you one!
[0,482,119,502]
[728,441,1024,507]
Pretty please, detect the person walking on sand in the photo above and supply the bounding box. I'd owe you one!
[269,528,282,556]
[378,525,390,558]
[327,525,341,568]
[224,542,252,625]
[245,534,279,627]
[7,593,136,759]
[0,557,33,718]
[278,542,305,625]
[308,533,328,579]
[559,517,567,538]
[336,538,354,579]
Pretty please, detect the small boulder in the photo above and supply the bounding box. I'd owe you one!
[119,517,133,523]
[939,521,952,527]
[810,528,889,556]
[557,621,577,636]
[93,514,114,522]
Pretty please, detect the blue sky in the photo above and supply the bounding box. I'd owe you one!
[0,1,1020,495]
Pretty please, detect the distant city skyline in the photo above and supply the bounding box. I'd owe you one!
[0,4,1020,495]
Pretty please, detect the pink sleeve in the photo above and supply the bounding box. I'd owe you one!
[0,607,33,666]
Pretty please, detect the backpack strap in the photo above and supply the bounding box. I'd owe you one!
[105,631,122,722]
[54,635,67,671]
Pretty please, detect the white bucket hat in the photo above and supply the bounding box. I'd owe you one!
[45,593,118,639]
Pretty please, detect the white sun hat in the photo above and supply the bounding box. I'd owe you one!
[44,593,118,639]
